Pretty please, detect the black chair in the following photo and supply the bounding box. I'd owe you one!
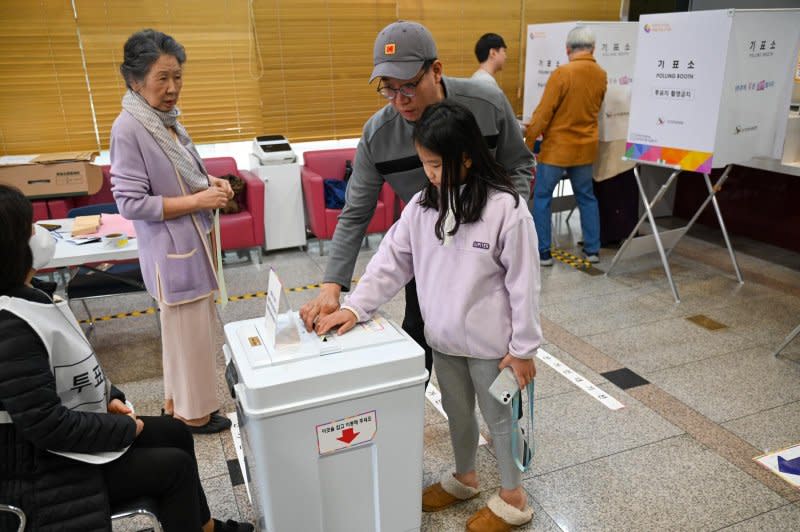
[110,496,164,531]
[0,504,25,532]
[0,497,163,531]
[65,203,157,337]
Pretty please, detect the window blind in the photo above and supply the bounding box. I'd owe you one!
[0,0,622,154]
[74,0,262,148]
[0,0,97,154]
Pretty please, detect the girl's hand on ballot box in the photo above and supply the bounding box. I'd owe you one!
[315,308,358,336]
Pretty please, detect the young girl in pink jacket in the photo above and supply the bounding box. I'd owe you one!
[317,101,542,532]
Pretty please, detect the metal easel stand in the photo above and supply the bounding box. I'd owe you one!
[551,174,577,248]
[605,162,743,303]
[773,323,800,359]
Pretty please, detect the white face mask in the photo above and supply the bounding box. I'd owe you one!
[30,224,57,270]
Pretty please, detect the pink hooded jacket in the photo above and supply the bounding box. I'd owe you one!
[344,189,542,360]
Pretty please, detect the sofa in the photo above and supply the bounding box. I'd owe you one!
[47,157,264,257]
[32,200,49,221]
[301,148,395,254]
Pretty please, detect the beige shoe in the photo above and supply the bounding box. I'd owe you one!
[465,494,534,532]
[421,473,480,512]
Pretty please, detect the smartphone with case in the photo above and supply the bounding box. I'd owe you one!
[489,366,519,405]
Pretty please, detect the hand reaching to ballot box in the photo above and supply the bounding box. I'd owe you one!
[300,283,343,331]
[315,308,358,336]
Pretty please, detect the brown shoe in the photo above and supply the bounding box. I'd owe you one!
[465,494,534,532]
[422,473,480,512]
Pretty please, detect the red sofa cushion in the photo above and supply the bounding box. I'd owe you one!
[218,211,256,250]
[304,148,356,179]
[32,201,49,222]
[302,148,397,241]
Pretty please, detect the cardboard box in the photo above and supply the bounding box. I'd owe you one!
[0,151,103,199]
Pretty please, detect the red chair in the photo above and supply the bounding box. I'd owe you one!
[301,148,395,255]
[47,158,265,262]
[203,157,265,261]
[31,201,49,221]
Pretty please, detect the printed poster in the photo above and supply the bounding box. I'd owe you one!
[626,10,731,173]
[626,9,800,171]
[713,11,800,166]
[594,23,638,142]
[523,22,637,142]
[523,23,572,123]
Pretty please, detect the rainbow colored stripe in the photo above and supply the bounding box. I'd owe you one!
[625,143,713,173]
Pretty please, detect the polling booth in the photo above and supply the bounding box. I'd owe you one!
[524,20,638,158]
[223,270,427,532]
[605,8,800,302]
[523,21,639,242]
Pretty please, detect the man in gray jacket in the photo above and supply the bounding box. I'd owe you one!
[300,21,533,383]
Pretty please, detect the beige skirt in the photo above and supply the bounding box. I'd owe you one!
[159,293,220,419]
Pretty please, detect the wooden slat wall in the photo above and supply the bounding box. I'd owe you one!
[0,0,97,154]
[252,0,396,141]
[525,0,620,23]
[0,0,621,154]
[74,0,262,149]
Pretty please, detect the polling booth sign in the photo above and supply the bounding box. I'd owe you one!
[625,9,800,172]
[523,21,638,142]
[523,22,572,124]
[608,9,800,305]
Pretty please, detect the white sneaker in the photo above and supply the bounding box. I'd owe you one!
[583,253,600,263]
[540,257,554,267]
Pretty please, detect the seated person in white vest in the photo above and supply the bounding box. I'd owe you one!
[0,184,253,532]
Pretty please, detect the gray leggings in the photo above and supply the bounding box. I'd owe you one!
[433,350,522,490]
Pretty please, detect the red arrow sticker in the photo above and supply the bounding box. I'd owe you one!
[316,410,377,455]
[337,427,360,444]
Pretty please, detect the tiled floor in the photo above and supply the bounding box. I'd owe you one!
[67,215,800,532]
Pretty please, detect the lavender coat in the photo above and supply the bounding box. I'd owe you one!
[110,110,218,305]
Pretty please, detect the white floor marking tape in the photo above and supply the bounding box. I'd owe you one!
[426,384,489,446]
[536,349,625,410]
[227,412,253,503]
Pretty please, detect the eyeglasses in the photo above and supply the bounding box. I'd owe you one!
[376,67,429,100]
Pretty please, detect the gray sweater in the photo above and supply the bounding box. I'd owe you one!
[324,76,534,289]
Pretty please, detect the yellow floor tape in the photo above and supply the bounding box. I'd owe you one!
[78,280,359,325]
[80,248,603,326]
[551,248,603,275]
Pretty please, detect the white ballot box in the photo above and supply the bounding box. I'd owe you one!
[224,306,427,532]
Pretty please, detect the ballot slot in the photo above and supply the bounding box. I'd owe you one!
[243,269,409,368]
[236,311,407,368]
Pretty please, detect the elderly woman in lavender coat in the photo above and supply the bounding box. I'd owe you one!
[111,29,232,434]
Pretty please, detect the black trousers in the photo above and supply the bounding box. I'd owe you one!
[403,278,433,388]
[103,415,211,532]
